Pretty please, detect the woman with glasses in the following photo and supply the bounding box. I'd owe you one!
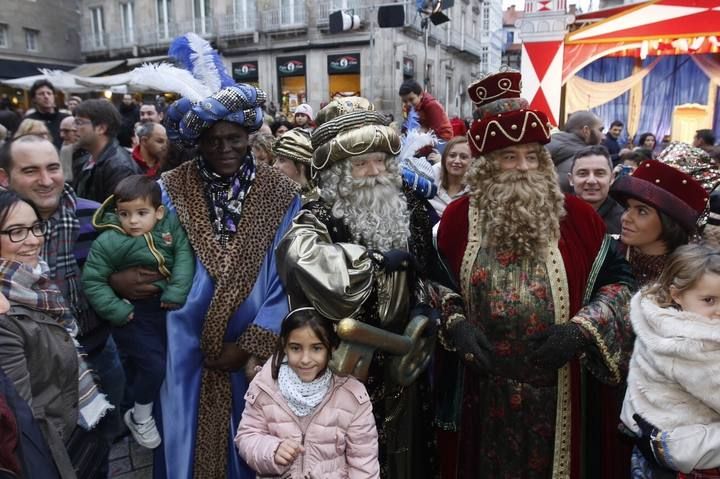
[0,190,113,478]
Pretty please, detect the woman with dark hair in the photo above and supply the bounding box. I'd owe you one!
[610,160,708,286]
[271,120,293,138]
[0,190,112,478]
[637,132,656,152]
[429,136,471,217]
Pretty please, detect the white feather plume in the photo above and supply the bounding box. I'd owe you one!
[399,128,438,180]
[129,63,211,102]
[186,33,222,94]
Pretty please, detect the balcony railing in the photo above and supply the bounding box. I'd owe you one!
[80,32,108,53]
[177,18,215,37]
[445,28,483,58]
[262,3,307,32]
[218,9,258,36]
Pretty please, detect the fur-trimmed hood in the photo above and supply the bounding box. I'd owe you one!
[621,292,720,435]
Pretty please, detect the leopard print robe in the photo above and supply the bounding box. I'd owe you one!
[162,159,298,479]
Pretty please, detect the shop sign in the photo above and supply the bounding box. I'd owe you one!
[403,57,415,77]
[277,56,306,77]
[232,61,259,81]
[327,53,360,74]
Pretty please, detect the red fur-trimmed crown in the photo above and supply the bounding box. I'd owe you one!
[466,70,550,156]
[468,71,522,107]
[468,109,552,156]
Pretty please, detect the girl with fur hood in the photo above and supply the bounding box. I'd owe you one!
[235,307,380,479]
[621,243,720,478]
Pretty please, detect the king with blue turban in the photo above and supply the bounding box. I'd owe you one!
[137,33,301,479]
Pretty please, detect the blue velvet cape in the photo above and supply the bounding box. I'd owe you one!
[154,188,301,478]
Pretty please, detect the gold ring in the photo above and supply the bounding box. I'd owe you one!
[464,352,474,362]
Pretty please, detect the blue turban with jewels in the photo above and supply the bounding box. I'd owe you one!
[161,33,267,145]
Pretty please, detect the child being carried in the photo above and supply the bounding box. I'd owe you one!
[82,175,194,449]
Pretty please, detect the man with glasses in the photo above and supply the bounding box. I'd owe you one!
[59,116,78,182]
[0,134,126,472]
[72,99,141,203]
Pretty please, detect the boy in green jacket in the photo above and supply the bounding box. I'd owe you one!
[82,175,194,450]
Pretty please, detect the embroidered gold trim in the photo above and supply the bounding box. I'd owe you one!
[468,110,551,154]
[437,327,456,352]
[460,203,483,304]
[571,316,622,385]
[461,205,573,477]
[547,244,572,479]
[445,313,466,330]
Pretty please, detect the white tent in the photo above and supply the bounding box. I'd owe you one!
[1,70,94,93]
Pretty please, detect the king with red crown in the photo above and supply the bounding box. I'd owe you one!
[436,69,636,478]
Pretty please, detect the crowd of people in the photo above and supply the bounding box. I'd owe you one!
[0,33,720,479]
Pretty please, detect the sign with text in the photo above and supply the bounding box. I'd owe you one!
[327,53,361,74]
[232,61,259,81]
[277,56,306,77]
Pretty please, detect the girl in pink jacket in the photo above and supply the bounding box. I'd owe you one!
[235,307,380,479]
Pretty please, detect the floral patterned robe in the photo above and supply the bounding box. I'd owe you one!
[437,194,635,479]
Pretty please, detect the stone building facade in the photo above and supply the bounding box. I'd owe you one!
[0,0,82,77]
[78,0,502,119]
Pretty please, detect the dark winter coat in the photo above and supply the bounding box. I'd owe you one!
[72,139,141,203]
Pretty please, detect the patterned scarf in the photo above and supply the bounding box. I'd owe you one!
[0,259,113,430]
[197,154,255,243]
[278,363,332,417]
[41,185,93,334]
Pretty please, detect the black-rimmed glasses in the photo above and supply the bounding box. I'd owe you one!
[0,222,48,243]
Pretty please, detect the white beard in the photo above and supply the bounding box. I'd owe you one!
[330,175,411,251]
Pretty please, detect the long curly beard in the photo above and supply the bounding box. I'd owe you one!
[319,158,410,251]
[467,146,566,257]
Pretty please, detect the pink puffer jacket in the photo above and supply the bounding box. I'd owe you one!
[235,361,380,479]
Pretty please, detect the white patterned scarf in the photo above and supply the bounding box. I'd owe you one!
[278,363,332,417]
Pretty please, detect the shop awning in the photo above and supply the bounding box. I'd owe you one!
[125,56,169,67]
[0,71,93,93]
[69,60,126,77]
[0,59,75,79]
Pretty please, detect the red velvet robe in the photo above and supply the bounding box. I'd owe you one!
[437,194,623,479]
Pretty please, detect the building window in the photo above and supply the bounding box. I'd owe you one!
[120,2,134,44]
[193,0,211,33]
[90,6,105,47]
[482,4,490,31]
[24,28,39,51]
[280,0,296,24]
[481,46,489,73]
[0,24,7,48]
[157,0,173,39]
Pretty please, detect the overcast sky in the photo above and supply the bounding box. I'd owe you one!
[501,0,594,13]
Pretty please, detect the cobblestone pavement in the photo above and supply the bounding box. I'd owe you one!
[108,436,153,478]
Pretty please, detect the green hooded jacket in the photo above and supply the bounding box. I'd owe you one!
[81,195,195,326]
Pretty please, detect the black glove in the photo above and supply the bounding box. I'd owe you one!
[632,413,672,472]
[369,249,418,273]
[528,323,589,370]
[448,320,492,374]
